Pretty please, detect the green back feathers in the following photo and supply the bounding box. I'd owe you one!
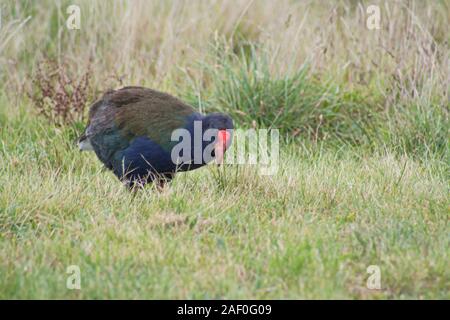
[88,87,197,150]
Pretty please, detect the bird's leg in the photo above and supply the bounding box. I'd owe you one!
[123,176,146,192]
[155,173,174,192]
[155,179,167,192]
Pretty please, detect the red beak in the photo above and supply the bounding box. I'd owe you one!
[215,130,230,164]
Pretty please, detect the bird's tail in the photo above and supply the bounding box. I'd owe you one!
[77,132,94,151]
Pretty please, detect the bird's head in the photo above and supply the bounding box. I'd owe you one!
[203,113,234,164]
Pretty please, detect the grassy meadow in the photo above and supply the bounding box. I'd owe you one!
[0,0,449,299]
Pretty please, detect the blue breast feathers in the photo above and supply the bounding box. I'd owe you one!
[112,136,176,181]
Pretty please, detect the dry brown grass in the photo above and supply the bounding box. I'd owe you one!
[0,0,447,107]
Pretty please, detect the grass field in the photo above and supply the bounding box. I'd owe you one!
[0,0,449,299]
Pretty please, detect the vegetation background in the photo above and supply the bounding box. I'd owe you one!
[0,0,448,298]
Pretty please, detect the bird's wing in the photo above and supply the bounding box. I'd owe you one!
[86,87,198,169]
[88,87,197,147]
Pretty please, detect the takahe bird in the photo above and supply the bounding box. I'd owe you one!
[78,86,233,189]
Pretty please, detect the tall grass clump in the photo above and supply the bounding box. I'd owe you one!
[184,43,377,144]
